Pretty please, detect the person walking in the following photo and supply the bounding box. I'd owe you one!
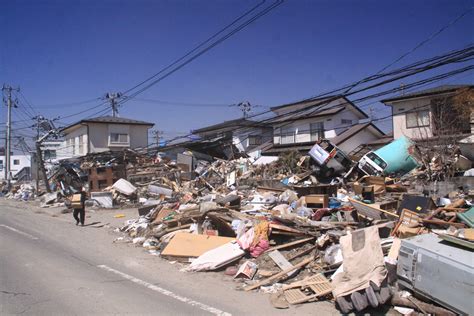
[72,187,87,226]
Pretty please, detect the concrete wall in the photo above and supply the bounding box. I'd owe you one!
[390,98,433,139]
[273,109,360,145]
[0,155,31,180]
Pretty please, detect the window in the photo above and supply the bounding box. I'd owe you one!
[13,159,20,165]
[109,133,129,145]
[366,152,387,170]
[72,138,76,155]
[44,150,57,160]
[280,127,296,144]
[310,122,325,141]
[248,135,262,146]
[406,110,430,128]
[78,135,84,155]
[341,119,352,125]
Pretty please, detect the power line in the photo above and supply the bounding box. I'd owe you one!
[31,98,101,109]
[377,6,474,74]
[122,0,269,96]
[17,91,38,117]
[157,62,473,148]
[119,0,284,106]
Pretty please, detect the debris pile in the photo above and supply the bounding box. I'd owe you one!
[4,134,472,314]
[114,141,473,314]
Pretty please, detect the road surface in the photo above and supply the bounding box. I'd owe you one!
[0,199,337,315]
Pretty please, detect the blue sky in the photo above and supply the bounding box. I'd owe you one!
[1,0,473,144]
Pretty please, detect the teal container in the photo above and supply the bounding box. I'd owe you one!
[457,207,474,228]
[373,136,419,175]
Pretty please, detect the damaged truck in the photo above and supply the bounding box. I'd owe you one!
[358,136,420,177]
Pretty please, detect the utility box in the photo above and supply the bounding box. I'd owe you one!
[397,233,474,315]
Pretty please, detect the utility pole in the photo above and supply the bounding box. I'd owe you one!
[105,92,122,117]
[2,84,19,189]
[151,129,164,146]
[237,101,252,118]
[35,128,59,193]
[33,115,45,191]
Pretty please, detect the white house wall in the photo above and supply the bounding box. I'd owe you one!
[129,125,150,149]
[234,127,273,152]
[61,125,88,158]
[337,128,380,153]
[0,155,31,180]
[391,98,433,139]
[273,109,360,145]
[89,123,150,152]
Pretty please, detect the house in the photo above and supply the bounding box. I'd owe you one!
[192,118,273,155]
[60,116,154,158]
[381,85,473,140]
[41,140,70,161]
[263,96,385,155]
[0,154,32,181]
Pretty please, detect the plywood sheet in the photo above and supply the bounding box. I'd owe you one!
[161,233,235,258]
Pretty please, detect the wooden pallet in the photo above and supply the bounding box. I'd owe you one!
[283,274,332,304]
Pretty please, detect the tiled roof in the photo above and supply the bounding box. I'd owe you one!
[61,115,154,131]
[382,85,473,103]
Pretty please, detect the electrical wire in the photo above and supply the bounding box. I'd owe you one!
[119,0,284,106]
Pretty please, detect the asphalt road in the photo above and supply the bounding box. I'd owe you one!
[0,199,337,316]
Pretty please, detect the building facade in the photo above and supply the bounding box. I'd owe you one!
[264,96,385,155]
[0,154,32,181]
[382,85,473,140]
[60,116,154,158]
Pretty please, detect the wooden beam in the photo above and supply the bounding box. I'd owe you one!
[244,256,314,291]
[265,237,314,253]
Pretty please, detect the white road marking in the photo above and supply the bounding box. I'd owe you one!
[97,264,232,316]
[0,224,39,240]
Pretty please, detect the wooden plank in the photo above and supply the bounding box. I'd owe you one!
[244,256,314,291]
[268,250,296,277]
[287,245,317,261]
[161,233,235,258]
[422,219,465,228]
[265,237,314,253]
[269,223,306,235]
[349,197,399,220]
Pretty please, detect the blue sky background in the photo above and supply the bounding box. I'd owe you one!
[1,0,473,146]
